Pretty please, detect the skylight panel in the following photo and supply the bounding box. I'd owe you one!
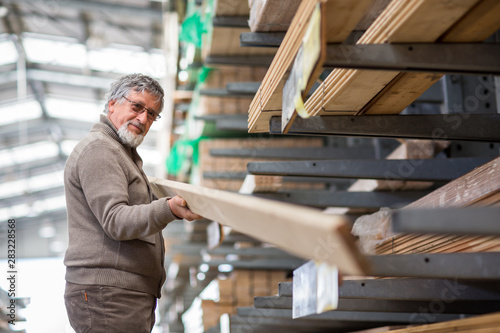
[0,38,17,65]
[45,98,103,123]
[0,141,59,168]
[0,100,42,126]
[23,36,87,68]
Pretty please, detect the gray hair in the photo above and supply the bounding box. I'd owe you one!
[104,73,164,113]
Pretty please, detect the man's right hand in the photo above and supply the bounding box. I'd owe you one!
[168,196,203,221]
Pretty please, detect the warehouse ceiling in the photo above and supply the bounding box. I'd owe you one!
[0,0,177,257]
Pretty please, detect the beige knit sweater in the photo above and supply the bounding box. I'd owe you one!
[64,115,176,297]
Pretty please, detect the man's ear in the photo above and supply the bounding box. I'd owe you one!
[108,100,116,113]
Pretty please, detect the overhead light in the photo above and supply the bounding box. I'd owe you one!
[0,6,9,18]
[218,264,233,273]
[49,240,66,253]
[39,224,56,238]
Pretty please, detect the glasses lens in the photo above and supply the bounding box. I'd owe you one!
[146,111,157,121]
[130,102,143,113]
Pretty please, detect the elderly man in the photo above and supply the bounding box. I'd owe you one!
[63,73,201,332]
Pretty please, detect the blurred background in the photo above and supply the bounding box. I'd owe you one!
[0,0,181,332]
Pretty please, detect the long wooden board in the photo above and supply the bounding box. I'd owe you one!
[148,177,369,275]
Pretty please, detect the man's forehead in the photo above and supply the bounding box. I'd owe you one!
[128,91,161,106]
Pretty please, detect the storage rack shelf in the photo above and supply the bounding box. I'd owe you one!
[166,0,500,332]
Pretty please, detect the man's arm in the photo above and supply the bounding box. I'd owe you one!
[77,143,178,241]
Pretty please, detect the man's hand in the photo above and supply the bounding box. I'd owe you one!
[168,196,203,221]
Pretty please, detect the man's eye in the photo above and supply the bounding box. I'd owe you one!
[131,103,143,112]
[147,110,155,118]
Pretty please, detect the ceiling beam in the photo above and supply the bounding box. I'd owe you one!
[0,208,68,230]
[0,185,65,209]
[10,0,163,22]
[0,116,158,149]
[0,155,66,181]
[0,68,114,90]
[28,69,114,89]
[0,117,92,149]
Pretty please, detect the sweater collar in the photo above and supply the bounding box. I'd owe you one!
[96,114,120,141]
[94,114,144,169]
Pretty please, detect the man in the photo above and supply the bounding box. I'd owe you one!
[63,73,201,332]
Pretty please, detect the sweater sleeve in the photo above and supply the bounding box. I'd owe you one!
[77,143,177,241]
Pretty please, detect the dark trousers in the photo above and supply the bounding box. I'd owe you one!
[64,282,157,333]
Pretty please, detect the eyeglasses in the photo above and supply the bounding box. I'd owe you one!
[123,96,161,122]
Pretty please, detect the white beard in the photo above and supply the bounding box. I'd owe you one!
[117,121,145,148]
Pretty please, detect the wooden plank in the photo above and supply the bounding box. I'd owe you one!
[248,0,301,32]
[305,0,482,116]
[148,177,369,276]
[214,0,250,16]
[204,26,277,58]
[248,0,373,132]
[406,156,500,209]
[386,312,500,333]
[248,0,321,132]
[347,139,446,192]
[374,157,500,254]
[363,0,500,115]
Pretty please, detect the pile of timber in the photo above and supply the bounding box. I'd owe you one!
[248,0,301,32]
[199,66,267,116]
[248,0,373,132]
[202,269,292,330]
[198,137,325,191]
[248,0,500,132]
[202,0,276,60]
[388,312,500,333]
[375,156,500,255]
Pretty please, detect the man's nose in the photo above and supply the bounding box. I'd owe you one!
[136,111,148,124]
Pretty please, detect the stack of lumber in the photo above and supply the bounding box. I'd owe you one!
[202,0,276,60]
[375,156,500,255]
[325,139,449,217]
[305,0,500,117]
[348,139,449,193]
[214,0,250,16]
[248,0,373,132]
[248,0,301,32]
[199,66,267,116]
[248,0,500,132]
[201,269,292,330]
[202,66,267,89]
[198,137,324,191]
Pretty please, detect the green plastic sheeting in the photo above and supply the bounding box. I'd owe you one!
[179,10,204,48]
[166,137,204,176]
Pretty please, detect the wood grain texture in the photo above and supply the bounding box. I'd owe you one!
[248,0,373,132]
[248,0,301,32]
[214,0,250,16]
[363,0,500,115]
[148,177,369,275]
[375,157,500,255]
[305,0,483,116]
[386,311,500,333]
[205,26,277,57]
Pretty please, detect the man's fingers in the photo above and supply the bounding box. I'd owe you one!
[170,196,203,221]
